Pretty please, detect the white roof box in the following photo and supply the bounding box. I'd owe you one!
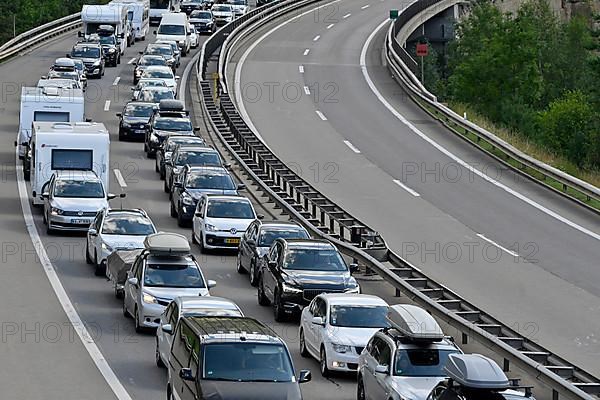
[445,354,510,390]
[144,232,190,255]
[387,304,444,341]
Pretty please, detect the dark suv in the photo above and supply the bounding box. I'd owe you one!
[257,239,360,321]
[68,43,104,78]
[145,100,196,157]
[167,316,311,400]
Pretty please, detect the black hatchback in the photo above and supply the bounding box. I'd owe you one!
[117,102,157,141]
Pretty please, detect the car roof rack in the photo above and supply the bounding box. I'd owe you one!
[386,304,444,342]
[143,232,190,256]
[445,354,510,390]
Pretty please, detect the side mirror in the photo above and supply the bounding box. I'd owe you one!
[194,212,202,217]
[161,324,173,334]
[237,184,246,191]
[41,192,50,199]
[175,76,180,80]
[85,118,92,122]
[179,368,195,381]
[119,193,127,198]
[207,279,217,289]
[120,33,125,39]
[66,53,71,58]
[107,193,117,200]
[78,31,84,37]
[139,51,144,55]
[116,112,122,118]
[153,30,157,35]
[127,277,139,287]
[375,364,388,375]
[193,127,201,132]
[349,263,359,273]
[311,316,324,326]
[224,163,231,169]
[88,228,98,236]
[298,370,312,384]
[257,214,264,220]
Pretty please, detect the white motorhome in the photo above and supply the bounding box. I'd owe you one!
[110,0,150,41]
[81,4,129,54]
[156,12,190,55]
[30,122,110,206]
[149,0,180,26]
[17,86,85,159]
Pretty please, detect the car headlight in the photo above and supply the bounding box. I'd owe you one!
[108,48,116,54]
[205,223,216,231]
[345,286,360,294]
[135,69,143,76]
[101,242,113,252]
[50,207,63,215]
[150,132,158,142]
[143,292,158,304]
[181,192,194,205]
[93,60,101,66]
[281,281,302,294]
[332,343,351,353]
[121,121,131,128]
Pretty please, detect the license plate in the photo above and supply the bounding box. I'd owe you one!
[225,238,240,244]
[71,218,92,225]
[135,129,145,133]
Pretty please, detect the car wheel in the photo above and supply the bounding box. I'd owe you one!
[155,160,159,172]
[123,297,131,318]
[46,220,54,235]
[43,209,48,224]
[24,168,30,181]
[198,231,206,254]
[160,167,165,180]
[273,289,286,322]
[299,329,309,358]
[176,212,186,228]
[357,376,366,400]
[155,337,165,368]
[144,142,149,154]
[115,285,124,299]
[170,201,177,217]
[257,275,270,306]
[94,257,106,277]
[320,347,330,377]
[85,242,93,265]
[163,179,170,193]
[134,306,143,333]
[236,254,245,274]
[249,260,258,286]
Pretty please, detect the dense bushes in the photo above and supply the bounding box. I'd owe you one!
[0,0,108,46]
[434,0,600,169]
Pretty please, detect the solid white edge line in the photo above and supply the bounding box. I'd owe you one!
[299,65,304,73]
[14,141,133,400]
[313,35,320,41]
[103,100,110,112]
[304,86,311,95]
[477,234,519,258]
[234,0,343,145]
[393,179,420,197]
[326,23,335,29]
[315,110,328,121]
[360,19,600,242]
[113,169,127,188]
[112,77,121,86]
[343,140,361,153]
[303,48,310,55]
[127,58,136,64]
[343,13,351,18]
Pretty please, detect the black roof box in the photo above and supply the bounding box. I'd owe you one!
[159,99,185,112]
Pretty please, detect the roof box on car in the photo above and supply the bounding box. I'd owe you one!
[387,304,444,341]
[445,354,510,390]
[143,232,191,255]
[159,99,185,111]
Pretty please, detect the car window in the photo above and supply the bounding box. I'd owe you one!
[374,339,391,368]
[394,349,459,377]
[172,321,196,366]
[170,303,179,326]
[175,150,221,166]
[206,199,254,219]
[164,302,174,323]
[313,298,326,317]
[186,173,235,190]
[268,244,279,263]
[125,104,156,117]
[283,248,347,271]
[101,214,155,235]
[154,118,192,131]
[54,180,104,198]
[144,263,205,288]
[329,305,390,328]
[94,211,103,231]
[258,227,309,247]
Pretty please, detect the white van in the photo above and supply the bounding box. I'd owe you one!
[156,12,191,56]
[110,0,150,41]
[149,0,180,25]
[81,4,130,54]
[17,86,85,159]
[30,122,110,206]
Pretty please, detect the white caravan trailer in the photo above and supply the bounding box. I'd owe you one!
[149,0,180,26]
[81,4,129,54]
[17,86,85,159]
[110,0,150,41]
[30,122,110,205]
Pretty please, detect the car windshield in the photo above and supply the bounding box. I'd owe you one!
[186,173,235,190]
[206,199,254,219]
[213,5,231,11]
[329,305,390,328]
[101,214,155,235]
[203,343,294,382]
[140,89,174,103]
[139,80,167,89]
[125,104,156,117]
[148,46,172,56]
[144,70,173,79]
[231,0,246,4]
[183,0,203,3]
[140,57,167,66]
[144,264,205,288]
[158,24,185,35]
[72,47,100,58]
[258,228,309,247]
[49,71,78,80]
[183,308,243,317]
[192,11,212,18]
[394,349,459,377]
[54,180,104,198]
[99,35,116,45]
[154,118,192,131]
[166,138,204,151]
[175,151,220,166]
[283,248,347,271]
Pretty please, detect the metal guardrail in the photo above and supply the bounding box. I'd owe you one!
[386,1,600,212]
[0,13,82,63]
[193,1,600,399]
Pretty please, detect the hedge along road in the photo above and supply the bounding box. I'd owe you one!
[228,0,600,376]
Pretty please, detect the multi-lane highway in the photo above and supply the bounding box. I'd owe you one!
[227,0,600,377]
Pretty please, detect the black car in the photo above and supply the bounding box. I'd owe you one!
[145,100,196,156]
[133,55,169,84]
[164,146,223,194]
[156,135,206,179]
[189,10,217,34]
[117,102,158,141]
[170,166,242,226]
[140,43,177,71]
[180,0,204,14]
[68,43,104,78]
[89,30,121,66]
[257,239,360,321]
[166,316,311,400]
[237,220,310,286]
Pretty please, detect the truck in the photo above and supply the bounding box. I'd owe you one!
[29,121,110,206]
[80,4,130,55]
[17,86,85,160]
[110,0,150,41]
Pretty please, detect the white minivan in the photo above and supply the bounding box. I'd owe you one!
[155,12,191,56]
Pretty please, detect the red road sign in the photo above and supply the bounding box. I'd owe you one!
[416,43,428,57]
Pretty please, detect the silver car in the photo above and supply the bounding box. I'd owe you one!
[155,296,244,368]
[123,252,215,332]
[86,208,157,276]
[42,170,113,234]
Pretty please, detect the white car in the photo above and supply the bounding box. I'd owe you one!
[228,0,248,17]
[192,194,261,252]
[135,86,176,104]
[189,25,199,48]
[299,294,389,376]
[86,208,157,276]
[41,170,114,235]
[155,296,244,368]
[211,4,235,26]
[131,78,169,100]
[141,66,179,96]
